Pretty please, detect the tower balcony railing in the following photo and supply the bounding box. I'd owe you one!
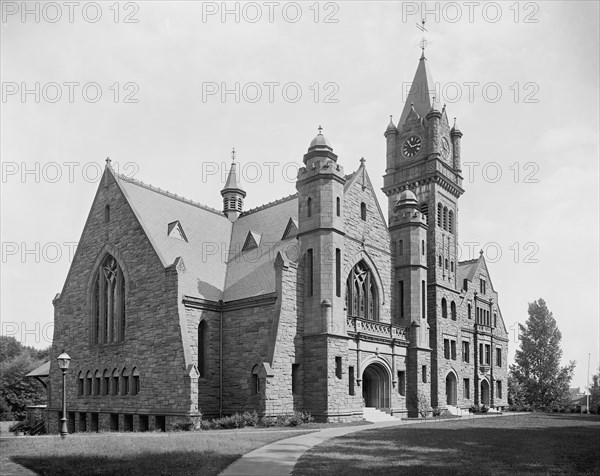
[346,315,408,341]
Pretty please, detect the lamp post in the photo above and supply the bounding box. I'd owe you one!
[57,352,71,439]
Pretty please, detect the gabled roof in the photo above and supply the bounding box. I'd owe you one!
[344,161,388,226]
[398,55,438,127]
[114,170,232,301]
[224,195,298,301]
[25,361,50,378]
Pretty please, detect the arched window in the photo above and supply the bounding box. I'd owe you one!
[121,368,129,396]
[251,365,260,395]
[85,371,92,396]
[360,202,367,221]
[104,204,110,223]
[102,369,110,395]
[420,203,428,223]
[131,368,140,396]
[451,301,457,320]
[443,206,448,231]
[94,370,101,396]
[307,197,312,217]
[77,371,84,396]
[493,312,497,327]
[336,197,341,217]
[450,261,454,272]
[448,210,454,234]
[198,321,208,378]
[111,368,119,396]
[438,255,442,267]
[442,298,447,318]
[421,240,425,256]
[437,203,443,227]
[345,261,379,321]
[92,254,126,345]
[468,303,472,319]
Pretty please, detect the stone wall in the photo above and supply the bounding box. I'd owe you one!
[48,168,193,433]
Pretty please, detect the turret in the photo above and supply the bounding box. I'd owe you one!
[296,127,345,335]
[220,148,246,222]
[384,115,397,173]
[450,117,463,172]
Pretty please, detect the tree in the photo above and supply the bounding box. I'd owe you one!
[589,368,600,414]
[0,337,49,420]
[509,298,575,411]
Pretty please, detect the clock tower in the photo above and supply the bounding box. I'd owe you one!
[383,50,464,308]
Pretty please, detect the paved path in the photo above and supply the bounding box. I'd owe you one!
[220,419,404,476]
[219,412,518,476]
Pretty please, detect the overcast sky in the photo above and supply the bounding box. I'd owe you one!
[1,1,599,389]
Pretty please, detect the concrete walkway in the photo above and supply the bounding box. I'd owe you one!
[220,419,405,476]
[219,412,518,476]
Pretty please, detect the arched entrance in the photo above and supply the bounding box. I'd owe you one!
[445,372,457,406]
[362,363,390,410]
[480,379,490,406]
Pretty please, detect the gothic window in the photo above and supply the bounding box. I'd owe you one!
[448,210,454,234]
[468,303,472,319]
[251,365,260,395]
[421,240,425,256]
[111,368,119,396]
[463,379,470,399]
[335,357,342,379]
[198,321,208,378]
[91,254,126,345]
[443,206,448,231]
[77,372,84,396]
[451,261,454,272]
[360,202,367,221]
[336,197,341,217]
[102,369,110,395]
[451,301,457,320]
[437,203,442,227]
[335,249,341,297]
[307,197,312,217]
[421,280,426,319]
[85,371,92,396]
[462,341,470,362]
[422,365,427,383]
[399,240,404,256]
[94,370,101,396]
[345,261,378,320]
[132,368,140,396]
[438,255,442,267]
[121,368,129,396]
[496,348,502,367]
[441,298,447,318]
[104,205,110,223]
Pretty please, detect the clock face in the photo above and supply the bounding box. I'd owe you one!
[403,135,422,157]
[441,137,450,160]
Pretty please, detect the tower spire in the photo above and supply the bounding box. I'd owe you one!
[221,147,246,222]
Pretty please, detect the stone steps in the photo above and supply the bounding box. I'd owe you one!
[362,407,399,422]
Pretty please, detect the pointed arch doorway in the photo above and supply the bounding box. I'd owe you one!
[445,372,457,406]
[480,379,490,406]
[362,363,390,410]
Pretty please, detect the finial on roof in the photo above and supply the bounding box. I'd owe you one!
[360,157,366,165]
[479,249,484,256]
[106,157,111,166]
[417,17,428,58]
[318,125,323,134]
[231,147,236,162]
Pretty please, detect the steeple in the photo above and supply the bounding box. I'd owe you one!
[221,148,246,222]
[398,55,438,127]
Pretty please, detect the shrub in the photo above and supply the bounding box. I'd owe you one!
[432,407,442,417]
[481,405,489,413]
[172,416,202,431]
[9,420,31,434]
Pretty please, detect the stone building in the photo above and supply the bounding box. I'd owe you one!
[47,52,509,433]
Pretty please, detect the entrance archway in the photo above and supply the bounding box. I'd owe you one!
[445,372,457,406]
[480,379,490,406]
[362,363,390,410]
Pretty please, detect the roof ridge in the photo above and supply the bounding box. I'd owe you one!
[458,258,479,265]
[115,171,224,216]
[240,193,298,216]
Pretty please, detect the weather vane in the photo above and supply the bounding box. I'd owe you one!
[417,17,429,54]
[231,147,236,161]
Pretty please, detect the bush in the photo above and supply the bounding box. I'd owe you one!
[9,420,32,434]
[432,407,442,417]
[172,416,202,431]
[481,405,489,413]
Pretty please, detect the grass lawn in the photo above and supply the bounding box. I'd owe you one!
[0,428,313,476]
[293,413,600,475]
